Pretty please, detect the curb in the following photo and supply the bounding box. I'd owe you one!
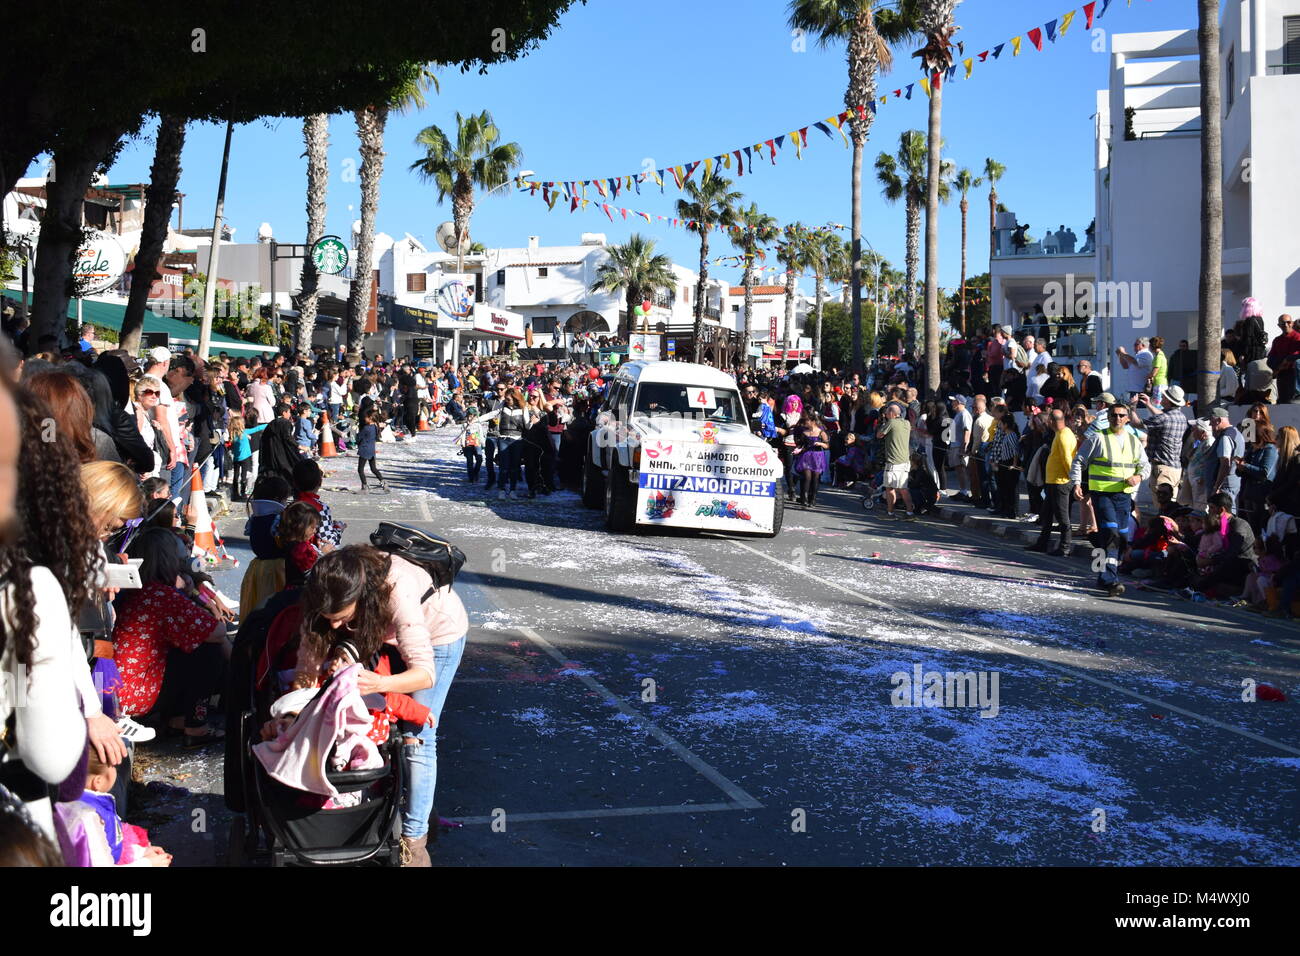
[932,501,1088,557]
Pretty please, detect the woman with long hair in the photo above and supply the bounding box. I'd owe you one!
[1267,425,1300,517]
[1235,404,1278,532]
[292,544,468,867]
[23,369,97,463]
[0,375,86,841]
[791,408,830,508]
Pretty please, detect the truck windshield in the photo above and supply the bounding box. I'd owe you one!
[633,383,745,423]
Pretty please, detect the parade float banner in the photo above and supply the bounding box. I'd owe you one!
[637,431,782,534]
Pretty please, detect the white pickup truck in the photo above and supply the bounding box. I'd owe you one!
[581,360,784,536]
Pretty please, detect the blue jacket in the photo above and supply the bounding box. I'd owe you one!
[358,423,378,459]
[296,416,317,447]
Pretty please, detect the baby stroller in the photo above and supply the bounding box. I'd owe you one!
[225,592,407,867]
[859,468,887,512]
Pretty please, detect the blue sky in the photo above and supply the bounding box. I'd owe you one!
[86,0,1189,294]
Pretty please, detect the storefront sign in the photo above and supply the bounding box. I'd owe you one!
[411,337,435,359]
[628,333,661,362]
[389,303,440,334]
[311,236,349,275]
[471,303,524,339]
[73,231,126,294]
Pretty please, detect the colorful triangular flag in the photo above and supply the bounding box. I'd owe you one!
[1011,36,1022,56]
[963,57,974,79]
[992,43,1005,59]
[1060,10,1076,35]
[1027,27,1043,51]
[1044,19,1057,43]
[1084,2,1097,29]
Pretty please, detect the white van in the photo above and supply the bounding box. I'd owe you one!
[581,361,784,536]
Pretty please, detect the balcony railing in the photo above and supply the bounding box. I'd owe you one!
[1266,62,1300,75]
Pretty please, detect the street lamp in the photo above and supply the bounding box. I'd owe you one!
[258,222,281,348]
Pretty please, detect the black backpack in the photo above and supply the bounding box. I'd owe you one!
[369,522,466,597]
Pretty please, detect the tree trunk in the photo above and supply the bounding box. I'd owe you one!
[783,263,796,359]
[452,173,475,256]
[904,197,920,358]
[989,186,998,261]
[814,268,825,370]
[120,115,186,354]
[347,104,388,352]
[959,196,968,336]
[1197,0,1223,410]
[28,126,125,354]
[741,251,755,364]
[847,11,879,375]
[924,75,942,398]
[298,113,329,356]
[693,228,709,362]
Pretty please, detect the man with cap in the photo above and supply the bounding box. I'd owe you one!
[1136,385,1188,501]
[1070,400,1150,596]
[1207,406,1245,508]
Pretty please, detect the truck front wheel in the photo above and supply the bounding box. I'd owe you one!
[762,492,785,538]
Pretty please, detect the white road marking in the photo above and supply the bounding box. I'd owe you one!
[731,540,1300,758]
[514,626,763,809]
[418,490,433,523]
[455,802,748,826]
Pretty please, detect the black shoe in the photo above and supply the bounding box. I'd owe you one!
[1106,583,1125,598]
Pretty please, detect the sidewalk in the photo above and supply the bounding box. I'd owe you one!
[930,490,1089,554]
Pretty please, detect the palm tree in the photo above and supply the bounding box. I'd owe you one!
[120,114,186,353]
[876,131,950,359]
[297,113,329,356]
[984,157,1005,262]
[775,224,807,357]
[915,0,961,397]
[347,68,436,352]
[826,235,852,308]
[732,202,779,364]
[787,0,918,373]
[589,234,677,339]
[410,109,523,265]
[806,230,840,370]
[676,175,742,362]
[953,166,982,336]
[1197,0,1222,406]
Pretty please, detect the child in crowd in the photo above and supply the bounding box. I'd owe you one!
[295,403,318,457]
[356,407,387,493]
[55,751,171,866]
[275,501,322,588]
[907,452,939,515]
[240,473,292,613]
[140,476,170,501]
[1120,514,1179,577]
[292,459,344,549]
[229,411,266,501]
[833,432,868,487]
[456,407,485,483]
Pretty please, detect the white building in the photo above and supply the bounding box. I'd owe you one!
[990,0,1300,391]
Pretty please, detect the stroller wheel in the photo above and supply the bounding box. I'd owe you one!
[862,494,876,511]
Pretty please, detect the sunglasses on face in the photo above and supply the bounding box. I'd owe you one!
[139,389,159,397]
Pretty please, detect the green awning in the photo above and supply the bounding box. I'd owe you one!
[63,297,274,356]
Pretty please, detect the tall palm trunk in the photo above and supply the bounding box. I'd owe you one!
[783,264,796,356]
[452,174,475,255]
[693,228,710,362]
[298,113,329,356]
[814,265,826,370]
[121,114,185,353]
[923,76,943,397]
[847,11,880,373]
[988,185,998,259]
[28,126,125,354]
[1197,0,1222,408]
[347,104,388,351]
[741,257,756,363]
[959,195,968,336]
[904,197,920,355]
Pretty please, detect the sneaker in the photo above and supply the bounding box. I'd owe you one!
[898,512,916,521]
[1176,587,1197,599]
[1106,583,1126,598]
[1019,513,1038,523]
[116,715,156,744]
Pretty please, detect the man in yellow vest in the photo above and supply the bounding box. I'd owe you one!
[1069,400,1150,596]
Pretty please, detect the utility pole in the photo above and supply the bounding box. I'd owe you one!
[198,117,234,360]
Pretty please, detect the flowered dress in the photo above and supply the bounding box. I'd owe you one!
[112,582,217,716]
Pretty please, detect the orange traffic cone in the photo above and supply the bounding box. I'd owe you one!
[189,467,217,557]
[319,411,337,457]
[418,405,430,431]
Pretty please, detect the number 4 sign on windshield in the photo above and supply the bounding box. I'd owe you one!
[688,388,715,409]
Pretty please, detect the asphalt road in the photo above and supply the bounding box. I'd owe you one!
[136,426,1300,866]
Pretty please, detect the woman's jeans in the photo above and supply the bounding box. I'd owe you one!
[499,438,523,490]
[403,634,466,839]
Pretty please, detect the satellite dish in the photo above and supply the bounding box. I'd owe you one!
[435,221,469,256]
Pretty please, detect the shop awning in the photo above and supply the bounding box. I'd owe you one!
[37,295,273,356]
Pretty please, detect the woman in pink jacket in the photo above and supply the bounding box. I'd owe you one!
[294,544,467,867]
[246,369,276,426]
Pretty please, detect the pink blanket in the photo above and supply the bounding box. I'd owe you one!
[253,663,381,797]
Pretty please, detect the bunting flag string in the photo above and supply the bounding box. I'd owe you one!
[525,1,1129,204]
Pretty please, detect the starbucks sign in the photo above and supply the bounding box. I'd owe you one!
[311,235,349,275]
[73,231,126,294]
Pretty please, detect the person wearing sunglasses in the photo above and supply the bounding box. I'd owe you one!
[131,375,166,479]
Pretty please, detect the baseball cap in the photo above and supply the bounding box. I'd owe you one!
[148,346,171,365]
[1000,325,1014,335]
[1209,406,1231,421]
[1097,392,1117,406]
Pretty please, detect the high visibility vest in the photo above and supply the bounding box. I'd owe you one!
[1088,429,1142,494]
